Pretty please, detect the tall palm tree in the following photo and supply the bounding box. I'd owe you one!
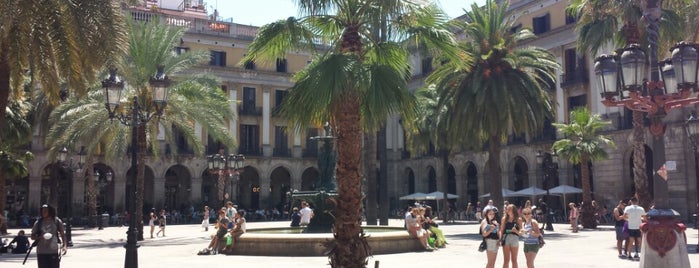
[0,0,126,140]
[427,0,559,209]
[566,0,687,211]
[404,85,463,223]
[243,0,456,266]
[46,19,236,239]
[552,107,616,228]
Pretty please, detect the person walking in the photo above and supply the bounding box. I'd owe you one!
[475,201,483,221]
[148,212,157,238]
[521,208,542,268]
[31,204,67,268]
[156,209,167,237]
[480,208,500,268]
[568,203,579,233]
[538,199,553,231]
[202,206,210,232]
[624,197,645,261]
[499,204,522,268]
[613,200,627,258]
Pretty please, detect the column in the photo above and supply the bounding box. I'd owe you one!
[262,88,271,156]
[28,176,43,209]
[153,177,166,209]
[191,176,202,202]
[259,177,271,209]
[229,88,238,144]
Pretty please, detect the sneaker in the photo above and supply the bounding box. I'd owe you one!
[621,253,627,258]
[618,254,624,258]
[634,254,639,260]
[628,255,634,261]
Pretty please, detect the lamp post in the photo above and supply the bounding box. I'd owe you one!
[594,1,693,265]
[536,150,558,231]
[207,151,245,207]
[102,66,170,268]
[684,112,699,252]
[94,170,113,230]
[57,146,86,247]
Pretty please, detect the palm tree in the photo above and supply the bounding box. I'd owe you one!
[0,0,126,140]
[46,19,236,239]
[427,0,559,209]
[404,85,463,223]
[552,107,616,228]
[243,1,456,266]
[566,0,687,211]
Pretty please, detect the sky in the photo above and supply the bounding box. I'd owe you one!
[210,0,487,26]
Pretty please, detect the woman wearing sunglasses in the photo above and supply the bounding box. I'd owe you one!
[521,207,542,268]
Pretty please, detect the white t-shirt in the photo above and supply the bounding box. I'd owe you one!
[299,206,313,224]
[624,204,645,229]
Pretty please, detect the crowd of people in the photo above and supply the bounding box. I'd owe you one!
[404,204,448,251]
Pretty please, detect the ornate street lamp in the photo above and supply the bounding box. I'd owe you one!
[102,66,170,268]
[207,151,245,206]
[684,112,699,253]
[56,146,86,247]
[536,150,558,231]
[594,1,694,264]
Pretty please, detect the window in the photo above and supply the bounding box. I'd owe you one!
[304,128,319,157]
[210,51,226,67]
[276,58,287,73]
[566,14,576,25]
[510,23,522,34]
[564,48,578,82]
[273,126,289,157]
[532,14,550,35]
[240,125,260,155]
[273,90,288,115]
[421,57,433,75]
[244,60,255,70]
[240,87,260,115]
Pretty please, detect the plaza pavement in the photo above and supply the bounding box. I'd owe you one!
[1,220,697,268]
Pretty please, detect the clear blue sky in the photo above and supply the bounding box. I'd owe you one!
[211,0,486,26]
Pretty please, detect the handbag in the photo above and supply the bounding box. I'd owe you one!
[478,238,487,252]
[538,235,545,248]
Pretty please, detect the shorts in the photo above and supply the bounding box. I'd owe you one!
[486,238,500,252]
[615,226,625,240]
[523,243,540,253]
[502,234,519,247]
[627,229,641,238]
[409,228,426,238]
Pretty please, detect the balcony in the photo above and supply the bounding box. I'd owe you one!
[239,106,262,116]
[559,72,588,88]
[127,8,259,40]
[303,148,319,158]
[273,147,291,157]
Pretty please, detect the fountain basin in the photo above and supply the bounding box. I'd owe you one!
[231,227,423,256]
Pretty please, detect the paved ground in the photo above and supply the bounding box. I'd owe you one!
[2,220,697,268]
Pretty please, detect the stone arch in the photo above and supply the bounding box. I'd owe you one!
[269,166,291,210]
[239,166,261,210]
[301,167,319,191]
[427,166,437,192]
[164,164,192,212]
[125,165,155,216]
[511,156,529,191]
[447,164,456,194]
[404,167,416,194]
[201,169,217,207]
[92,163,115,215]
[465,161,478,203]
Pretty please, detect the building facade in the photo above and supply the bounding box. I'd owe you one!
[6,0,697,224]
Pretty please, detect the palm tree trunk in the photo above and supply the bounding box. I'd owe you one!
[331,91,369,267]
[85,158,97,227]
[580,155,596,228]
[487,135,503,208]
[632,110,651,210]
[364,131,378,225]
[136,124,147,241]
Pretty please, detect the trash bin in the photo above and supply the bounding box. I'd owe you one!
[101,214,110,228]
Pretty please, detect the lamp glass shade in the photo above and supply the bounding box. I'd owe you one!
[619,46,646,92]
[58,147,68,162]
[594,55,619,98]
[661,60,678,94]
[102,69,124,114]
[672,42,699,90]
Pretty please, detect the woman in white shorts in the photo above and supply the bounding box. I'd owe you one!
[481,208,500,268]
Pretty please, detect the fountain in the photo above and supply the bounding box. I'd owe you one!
[227,123,423,255]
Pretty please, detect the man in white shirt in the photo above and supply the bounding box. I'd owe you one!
[624,197,645,260]
[299,201,313,226]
